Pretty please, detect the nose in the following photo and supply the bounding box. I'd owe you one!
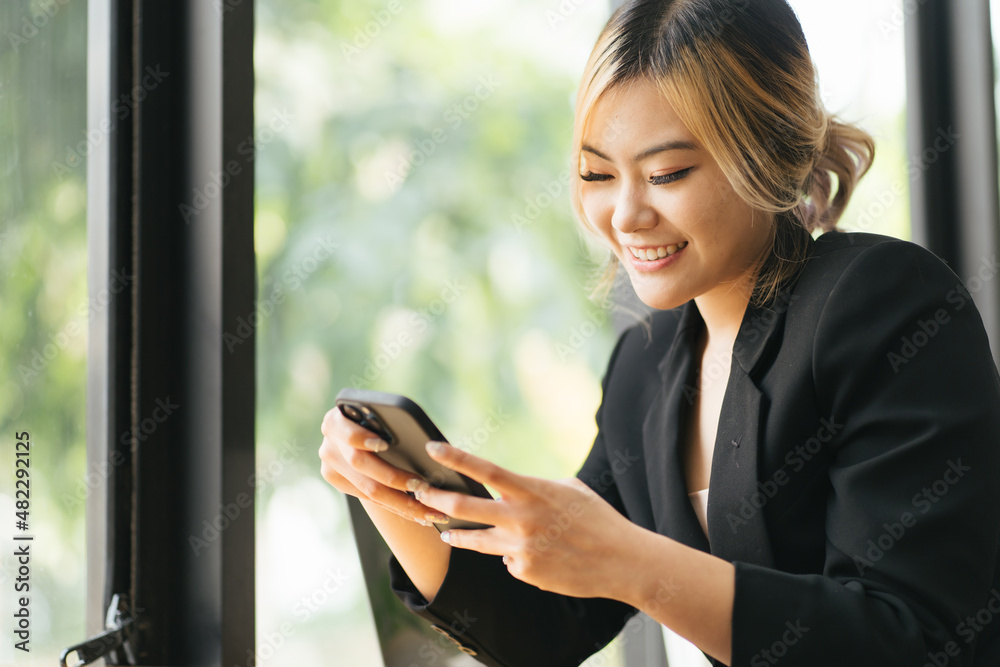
[610,182,657,234]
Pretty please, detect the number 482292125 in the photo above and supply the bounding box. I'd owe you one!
[15,432,29,530]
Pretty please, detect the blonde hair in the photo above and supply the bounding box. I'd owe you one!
[571,0,875,306]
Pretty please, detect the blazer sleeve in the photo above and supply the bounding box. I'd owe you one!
[730,240,1000,666]
[387,330,638,666]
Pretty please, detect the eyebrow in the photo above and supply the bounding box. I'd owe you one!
[582,139,699,163]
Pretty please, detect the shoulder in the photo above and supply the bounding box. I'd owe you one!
[782,231,969,326]
[799,230,959,291]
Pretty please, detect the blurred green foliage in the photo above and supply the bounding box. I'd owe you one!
[252,2,623,664]
[0,0,88,664]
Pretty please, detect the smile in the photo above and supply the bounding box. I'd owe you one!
[627,241,688,261]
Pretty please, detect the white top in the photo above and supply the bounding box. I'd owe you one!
[689,488,709,537]
[658,488,713,667]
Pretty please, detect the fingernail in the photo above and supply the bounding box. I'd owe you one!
[439,530,452,543]
[426,441,447,455]
[405,478,424,492]
[364,438,388,452]
[411,481,431,500]
[425,513,449,524]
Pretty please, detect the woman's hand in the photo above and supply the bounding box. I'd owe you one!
[318,407,449,527]
[413,441,642,600]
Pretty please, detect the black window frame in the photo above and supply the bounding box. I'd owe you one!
[85,0,255,662]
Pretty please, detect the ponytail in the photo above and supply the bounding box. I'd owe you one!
[797,117,876,233]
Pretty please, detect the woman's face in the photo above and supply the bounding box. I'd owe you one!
[578,78,772,311]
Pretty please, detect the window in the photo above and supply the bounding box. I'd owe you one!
[253,0,622,664]
[0,1,89,664]
[791,0,911,240]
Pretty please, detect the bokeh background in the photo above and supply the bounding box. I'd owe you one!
[0,0,960,663]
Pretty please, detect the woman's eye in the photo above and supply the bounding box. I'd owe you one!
[650,168,693,185]
[580,171,612,182]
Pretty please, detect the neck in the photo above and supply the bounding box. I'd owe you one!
[693,280,753,351]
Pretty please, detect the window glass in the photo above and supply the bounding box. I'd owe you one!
[790,0,911,240]
[0,0,89,664]
[253,0,621,664]
[993,0,1000,171]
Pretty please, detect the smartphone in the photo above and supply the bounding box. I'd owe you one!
[335,388,492,530]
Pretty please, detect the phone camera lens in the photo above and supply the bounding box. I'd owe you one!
[340,404,362,421]
[366,415,393,444]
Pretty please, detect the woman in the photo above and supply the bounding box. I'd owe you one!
[319,1,1000,665]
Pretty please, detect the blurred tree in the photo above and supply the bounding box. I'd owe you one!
[0,1,89,664]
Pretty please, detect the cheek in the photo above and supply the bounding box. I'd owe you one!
[579,190,613,235]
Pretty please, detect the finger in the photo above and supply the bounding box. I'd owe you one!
[368,499,435,527]
[438,527,509,556]
[336,438,424,493]
[321,408,389,451]
[349,471,444,522]
[424,441,534,499]
[412,481,507,527]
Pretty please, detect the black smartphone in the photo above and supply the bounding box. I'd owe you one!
[334,388,492,530]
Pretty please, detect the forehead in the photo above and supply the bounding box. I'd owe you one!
[583,79,691,152]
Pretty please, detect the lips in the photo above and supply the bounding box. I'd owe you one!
[627,241,688,261]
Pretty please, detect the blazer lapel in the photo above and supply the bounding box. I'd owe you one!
[706,291,796,569]
[642,301,712,553]
[640,287,794,567]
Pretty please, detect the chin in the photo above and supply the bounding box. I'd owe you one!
[630,283,690,311]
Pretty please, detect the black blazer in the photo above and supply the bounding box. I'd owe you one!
[390,231,1000,667]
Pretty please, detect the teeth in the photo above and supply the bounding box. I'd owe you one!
[628,242,687,261]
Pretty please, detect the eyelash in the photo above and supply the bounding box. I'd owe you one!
[579,168,693,185]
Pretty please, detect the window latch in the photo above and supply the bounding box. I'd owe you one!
[59,593,137,667]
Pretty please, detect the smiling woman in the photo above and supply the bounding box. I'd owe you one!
[576,79,769,314]
[318,1,1000,666]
